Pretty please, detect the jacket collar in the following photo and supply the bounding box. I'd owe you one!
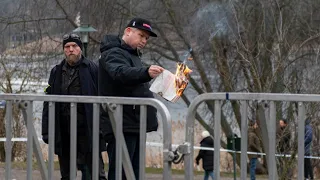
[120,40,142,56]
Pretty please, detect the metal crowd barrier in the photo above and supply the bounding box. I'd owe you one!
[180,92,315,180]
[1,94,173,180]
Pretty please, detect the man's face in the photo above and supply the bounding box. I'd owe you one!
[64,42,81,65]
[124,27,150,49]
[279,120,286,128]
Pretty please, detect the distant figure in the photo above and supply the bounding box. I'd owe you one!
[304,119,313,180]
[248,121,261,180]
[278,119,291,153]
[195,130,214,180]
[277,119,292,179]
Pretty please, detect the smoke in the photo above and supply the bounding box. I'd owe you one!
[75,12,81,27]
[186,2,234,51]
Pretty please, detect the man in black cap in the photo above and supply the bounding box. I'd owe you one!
[42,33,107,179]
[99,17,164,180]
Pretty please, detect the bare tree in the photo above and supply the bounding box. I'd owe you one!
[1,0,320,177]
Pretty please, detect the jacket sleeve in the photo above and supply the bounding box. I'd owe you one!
[41,67,56,143]
[101,50,152,85]
[195,143,205,165]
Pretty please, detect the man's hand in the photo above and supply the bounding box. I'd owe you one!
[148,65,164,78]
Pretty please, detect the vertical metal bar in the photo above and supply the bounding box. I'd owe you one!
[10,100,47,179]
[298,102,305,180]
[27,101,33,180]
[268,101,276,180]
[21,103,48,180]
[184,106,197,180]
[92,103,100,180]
[214,100,221,180]
[115,105,123,180]
[240,101,248,180]
[139,105,147,180]
[158,104,172,180]
[70,103,77,180]
[48,102,55,180]
[122,143,135,180]
[232,134,236,180]
[5,101,12,180]
[105,104,135,180]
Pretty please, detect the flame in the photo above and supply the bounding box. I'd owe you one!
[174,62,192,97]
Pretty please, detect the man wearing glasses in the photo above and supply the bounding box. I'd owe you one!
[42,33,107,179]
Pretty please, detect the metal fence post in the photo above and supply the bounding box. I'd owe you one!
[240,101,248,180]
[268,101,277,180]
[184,97,199,180]
[48,102,55,180]
[105,103,135,180]
[26,101,34,180]
[5,100,13,180]
[92,103,100,180]
[157,102,173,180]
[70,102,77,179]
[139,105,147,180]
[214,100,221,180]
[115,105,124,180]
[298,102,305,179]
[20,101,48,180]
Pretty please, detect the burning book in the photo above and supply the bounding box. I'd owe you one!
[150,62,192,103]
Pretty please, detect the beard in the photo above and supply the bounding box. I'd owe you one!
[66,53,81,66]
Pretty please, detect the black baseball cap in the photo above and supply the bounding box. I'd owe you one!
[126,18,157,37]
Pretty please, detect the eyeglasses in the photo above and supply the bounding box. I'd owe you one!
[62,33,81,40]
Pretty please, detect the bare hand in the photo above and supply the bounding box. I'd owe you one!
[148,65,164,78]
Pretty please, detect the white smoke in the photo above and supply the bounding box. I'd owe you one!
[75,12,81,27]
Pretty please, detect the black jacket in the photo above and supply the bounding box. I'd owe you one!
[196,136,214,171]
[42,56,104,156]
[98,35,158,139]
[277,126,291,153]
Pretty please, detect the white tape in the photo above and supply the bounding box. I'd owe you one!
[1,138,318,159]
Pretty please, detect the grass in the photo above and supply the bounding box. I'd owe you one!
[0,161,268,178]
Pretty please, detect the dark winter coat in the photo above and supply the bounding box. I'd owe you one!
[98,35,158,140]
[195,136,214,171]
[41,56,104,156]
[305,121,313,156]
[277,126,291,153]
[248,128,261,159]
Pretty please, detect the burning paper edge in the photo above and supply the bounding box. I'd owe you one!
[150,62,191,103]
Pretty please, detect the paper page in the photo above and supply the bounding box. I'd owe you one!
[150,70,177,102]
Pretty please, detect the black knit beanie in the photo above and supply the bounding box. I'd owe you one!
[62,33,83,50]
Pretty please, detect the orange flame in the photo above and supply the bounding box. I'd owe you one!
[175,62,192,97]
